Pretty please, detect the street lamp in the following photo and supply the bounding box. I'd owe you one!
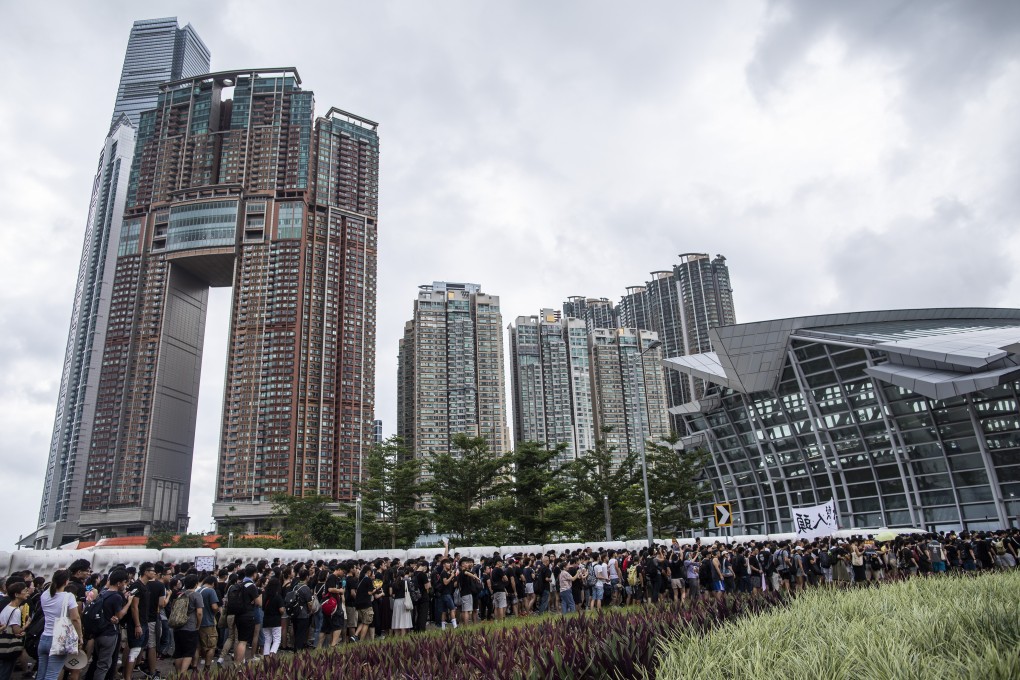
[355,496,363,552]
[603,494,612,541]
[631,338,662,549]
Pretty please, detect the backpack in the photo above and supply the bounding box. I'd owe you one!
[22,601,45,660]
[168,593,190,629]
[319,584,338,617]
[870,555,883,571]
[584,567,597,588]
[225,583,248,616]
[819,550,831,569]
[775,550,789,573]
[82,591,113,638]
[626,565,639,586]
[407,576,423,603]
[698,558,712,582]
[993,540,1006,556]
[284,589,305,618]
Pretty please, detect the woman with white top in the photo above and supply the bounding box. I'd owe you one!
[36,570,84,680]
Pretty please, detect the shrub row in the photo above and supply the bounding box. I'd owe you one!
[656,571,1020,680]
[208,592,785,679]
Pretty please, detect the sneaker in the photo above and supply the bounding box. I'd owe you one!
[349,635,359,643]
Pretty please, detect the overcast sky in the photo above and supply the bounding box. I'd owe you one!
[1,1,1019,551]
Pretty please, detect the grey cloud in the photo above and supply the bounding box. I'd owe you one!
[2,0,1020,551]
[748,1,1020,123]
[824,194,1012,311]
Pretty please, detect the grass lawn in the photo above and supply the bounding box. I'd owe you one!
[655,571,1020,680]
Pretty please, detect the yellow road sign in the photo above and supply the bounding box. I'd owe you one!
[714,502,732,527]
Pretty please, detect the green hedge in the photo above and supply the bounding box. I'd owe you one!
[656,572,1020,680]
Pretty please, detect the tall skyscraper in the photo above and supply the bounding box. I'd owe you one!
[588,328,670,458]
[397,282,509,461]
[43,66,379,540]
[110,18,210,129]
[620,254,736,419]
[563,296,617,333]
[675,253,736,356]
[508,311,595,464]
[32,18,210,549]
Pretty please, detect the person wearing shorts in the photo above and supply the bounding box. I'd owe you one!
[172,576,204,673]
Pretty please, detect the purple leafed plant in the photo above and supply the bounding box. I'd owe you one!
[205,592,785,680]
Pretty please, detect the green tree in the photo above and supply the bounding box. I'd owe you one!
[645,436,713,536]
[145,531,206,550]
[145,530,176,550]
[426,433,513,545]
[358,437,429,549]
[508,441,566,544]
[554,429,645,541]
[270,494,354,548]
[174,533,207,549]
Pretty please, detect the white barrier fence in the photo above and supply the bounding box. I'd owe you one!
[0,528,927,577]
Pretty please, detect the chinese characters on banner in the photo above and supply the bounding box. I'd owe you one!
[792,499,838,540]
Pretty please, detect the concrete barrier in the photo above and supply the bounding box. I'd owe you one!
[266,549,312,563]
[310,550,357,563]
[160,548,216,566]
[357,549,406,562]
[213,548,268,567]
[9,550,93,577]
[90,549,162,573]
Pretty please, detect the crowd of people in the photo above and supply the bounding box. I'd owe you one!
[0,528,1016,678]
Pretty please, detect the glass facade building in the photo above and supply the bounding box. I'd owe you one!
[664,309,1020,534]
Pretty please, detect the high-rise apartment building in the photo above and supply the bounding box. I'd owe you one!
[588,328,670,458]
[563,296,617,333]
[50,66,379,539]
[508,311,595,464]
[397,282,509,461]
[620,254,736,419]
[31,18,210,549]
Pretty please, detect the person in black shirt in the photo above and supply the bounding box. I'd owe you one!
[488,559,508,621]
[121,572,150,680]
[457,558,481,626]
[412,562,430,632]
[260,577,285,656]
[536,556,552,614]
[322,564,346,647]
[231,565,263,664]
[92,570,132,680]
[353,565,380,642]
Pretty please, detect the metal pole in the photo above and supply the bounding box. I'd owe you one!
[603,494,612,541]
[633,338,660,549]
[355,496,363,552]
[641,441,654,549]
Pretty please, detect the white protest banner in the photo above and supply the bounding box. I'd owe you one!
[195,556,216,572]
[792,499,838,540]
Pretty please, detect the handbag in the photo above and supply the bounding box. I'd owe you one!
[0,607,23,660]
[50,593,79,656]
[403,580,412,610]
